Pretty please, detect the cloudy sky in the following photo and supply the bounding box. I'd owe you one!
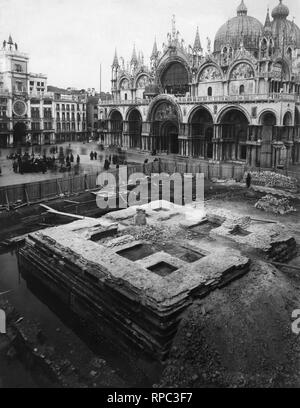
[0,0,299,91]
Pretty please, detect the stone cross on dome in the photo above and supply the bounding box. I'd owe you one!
[237,0,248,16]
[172,15,176,39]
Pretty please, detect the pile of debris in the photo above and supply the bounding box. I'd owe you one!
[254,194,296,215]
[246,171,297,191]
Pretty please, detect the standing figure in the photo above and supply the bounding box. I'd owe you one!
[246,172,252,189]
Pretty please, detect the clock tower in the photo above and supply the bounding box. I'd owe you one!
[0,35,30,146]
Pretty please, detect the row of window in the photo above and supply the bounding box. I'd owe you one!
[206,85,245,97]
[30,81,45,87]
[57,122,86,131]
[56,103,85,111]
[31,122,52,130]
[30,87,45,93]
[57,112,85,121]
[31,108,52,119]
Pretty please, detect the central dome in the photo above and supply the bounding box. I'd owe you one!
[214,1,263,53]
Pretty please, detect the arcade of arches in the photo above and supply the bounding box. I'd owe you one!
[106,102,300,168]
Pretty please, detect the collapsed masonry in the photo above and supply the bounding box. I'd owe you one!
[18,201,296,359]
[255,195,296,215]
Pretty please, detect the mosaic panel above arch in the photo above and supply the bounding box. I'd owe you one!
[199,65,222,82]
[230,63,254,80]
[154,102,179,122]
[136,75,149,89]
[120,78,130,90]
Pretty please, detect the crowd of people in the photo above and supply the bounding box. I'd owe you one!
[4,144,128,177]
[58,153,80,173]
[9,152,56,174]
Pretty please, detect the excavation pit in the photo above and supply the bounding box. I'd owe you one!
[117,243,154,261]
[159,244,205,263]
[189,221,221,237]
[147,261,178,277]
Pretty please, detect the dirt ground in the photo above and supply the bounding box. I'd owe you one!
[160,190,300,388]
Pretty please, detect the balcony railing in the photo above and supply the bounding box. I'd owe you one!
[176,93,300,103]
[99,93,300,106]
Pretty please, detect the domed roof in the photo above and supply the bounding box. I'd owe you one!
[271,19,300,49]
[270,1,300,49]
[214,1,263,53]
[271,1,289,20]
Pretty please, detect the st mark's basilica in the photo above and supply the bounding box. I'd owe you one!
[99,0,300,170]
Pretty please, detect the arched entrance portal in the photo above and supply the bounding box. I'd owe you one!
[151,101,179,154]
[13,122,27,146]
[259,111,276,168]
[161,121,179,154]
[128,109,142,149]
[190,108,214,158]
[109,110,123,146]
[219,109,248,161]
[161,62,189,96]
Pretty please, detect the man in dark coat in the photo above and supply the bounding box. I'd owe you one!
[246,172,252,189]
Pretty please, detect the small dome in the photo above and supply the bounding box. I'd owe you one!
[271,1,289,20]
[271,18,300,49]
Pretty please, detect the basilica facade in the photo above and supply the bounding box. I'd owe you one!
[98,0,300,170]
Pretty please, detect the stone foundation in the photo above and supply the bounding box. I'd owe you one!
[18,201,251,360]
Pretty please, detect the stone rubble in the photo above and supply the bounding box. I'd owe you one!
[254,195,296,215]
[246,171,298,191]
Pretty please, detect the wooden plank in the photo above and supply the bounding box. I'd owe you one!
[5,189,10,211]
[271,262,300,271]
[24,186,30,206]
[40,204,95,220]
[0,290,12,297]
[64,200,80,204]
[251,218,278,224]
